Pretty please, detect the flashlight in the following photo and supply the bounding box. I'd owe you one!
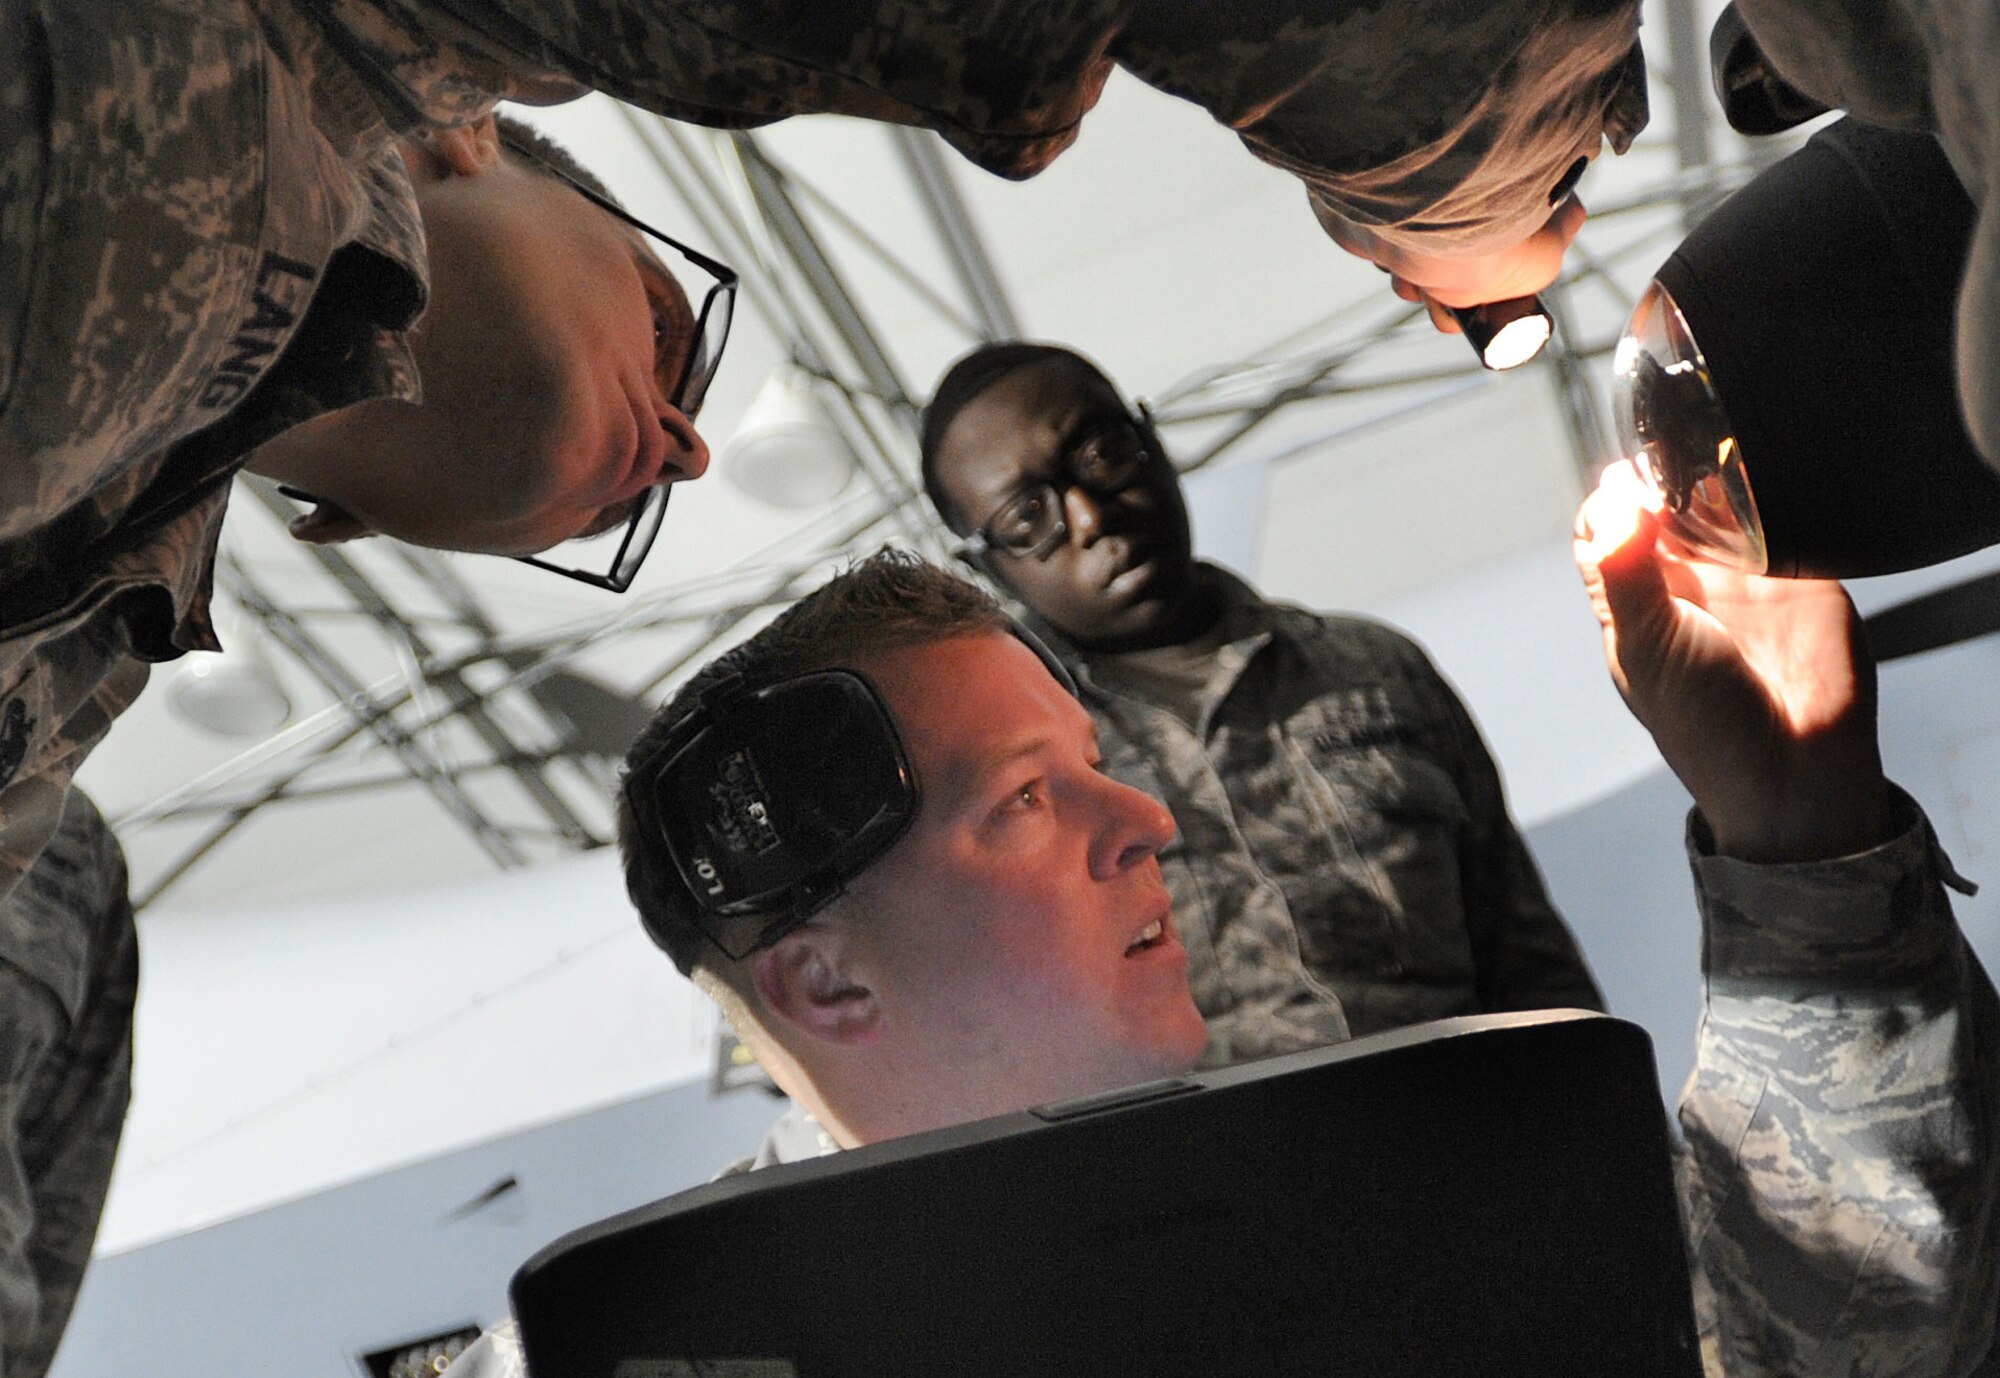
[1448,295,1553,371]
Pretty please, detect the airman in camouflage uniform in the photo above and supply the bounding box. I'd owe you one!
[1046,569,1609,1062]
[918,344,1602,1066]
[446,792,2000,1378]
[1569,466,2000,1372]
[445,538,2000,1378]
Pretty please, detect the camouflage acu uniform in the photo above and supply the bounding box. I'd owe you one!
[0,0,431,915]
[319,0,1649,259]
[1682,790,2000,1373]
[0,792,135,1378]
[1029,565,1603,1066]
[3,8,429,1360]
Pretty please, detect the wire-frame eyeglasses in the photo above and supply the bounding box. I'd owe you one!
[505,134,740,592]
[953,406,1156,563]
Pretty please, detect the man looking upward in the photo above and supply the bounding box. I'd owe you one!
[442,535,1996,1376]
[620,554,1206,1153]
[920,342,1602,1063]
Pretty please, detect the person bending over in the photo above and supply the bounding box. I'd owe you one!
[920,341,1602,1063]
[0,91,727,1369]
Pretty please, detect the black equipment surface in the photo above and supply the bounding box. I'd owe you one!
[512,1011,1699,1377]
[1653,119,2000,578]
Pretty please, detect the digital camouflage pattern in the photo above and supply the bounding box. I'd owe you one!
[1031,565,1603,1066]
[0,0,432,926]
[341,0,1646,256]
[0,791,137,1378]
[1681,793,2000,1374]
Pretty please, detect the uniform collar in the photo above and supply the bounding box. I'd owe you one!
[1011,564,1286,728]
[1027,563,1278,669]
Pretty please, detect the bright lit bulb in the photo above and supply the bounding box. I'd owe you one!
[1481,313,1553,370]
[1449,298,1555,370]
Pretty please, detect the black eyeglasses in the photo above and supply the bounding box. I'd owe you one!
[955,408,1155,562]
[504,134,739,592]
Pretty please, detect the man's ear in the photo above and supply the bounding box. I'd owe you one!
[286,499,375,546]
[752,926,880,1048]
[398,114,503,181]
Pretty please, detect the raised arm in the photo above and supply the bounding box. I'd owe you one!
[1576,466,2000,1375]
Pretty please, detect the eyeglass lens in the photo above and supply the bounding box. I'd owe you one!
[498,130,740,590]
[608,481,673,586]
[983,418,1149,554]
[675,286,735,421]
[533,225,735,588]
[529,270,730,590]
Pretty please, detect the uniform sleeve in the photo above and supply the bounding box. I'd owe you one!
[314,0,1123,174]
[353,0,1643,260]
[1114,0,1649,260]
[1403,638,1606,1015]
[0,626,150,922]
[0,789,137,1378]
[1680,790,2000,1377]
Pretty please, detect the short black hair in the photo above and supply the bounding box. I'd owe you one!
[918,341,1115,532]
[493,111,620,207]
[618,549,1013,978]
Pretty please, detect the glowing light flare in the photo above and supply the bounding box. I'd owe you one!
[1575,459,1663,563]
[1449,296,1555,370]
[1482,313,1554,370]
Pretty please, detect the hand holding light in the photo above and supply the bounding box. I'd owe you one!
[1575,462,1892,863]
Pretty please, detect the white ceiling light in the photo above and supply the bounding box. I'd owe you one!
[718,364,857,509]
[166,650,293,738]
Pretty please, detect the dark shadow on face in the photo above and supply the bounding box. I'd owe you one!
[931,358,1205,651]
[245,122,710,560]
